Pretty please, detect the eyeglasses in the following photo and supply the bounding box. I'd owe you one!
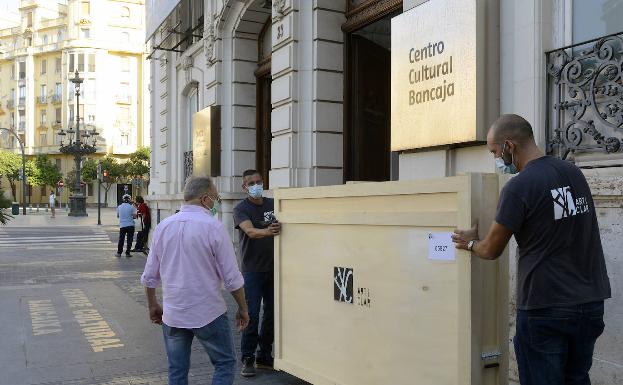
[205,194,221,203]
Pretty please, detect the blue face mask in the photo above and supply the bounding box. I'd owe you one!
[495,143,518,174]
[248,184,263,199]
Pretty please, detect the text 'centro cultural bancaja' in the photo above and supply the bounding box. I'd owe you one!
[407,41,455,105]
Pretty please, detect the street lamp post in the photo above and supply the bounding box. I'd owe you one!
[97,161,102,225]
[0,127,27,215]
[57,70,99,217]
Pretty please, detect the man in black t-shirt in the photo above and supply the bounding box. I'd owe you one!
[452,114,610,385]
[233,169,281,378]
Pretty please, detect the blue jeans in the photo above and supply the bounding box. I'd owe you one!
[241,271,274,362]
[162,313,236,385]
[514,301,605,385]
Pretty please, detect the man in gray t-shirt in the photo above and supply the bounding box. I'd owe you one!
[453,114,610,385]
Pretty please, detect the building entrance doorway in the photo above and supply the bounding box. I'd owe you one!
[344,2,401,182]
[116,183,132,205]
[255,19,272,188]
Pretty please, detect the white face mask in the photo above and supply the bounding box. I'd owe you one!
[495,142,518,174]
[247,184,263,198]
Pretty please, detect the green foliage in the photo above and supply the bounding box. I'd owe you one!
[81,158,98,183]
[127,147,150,178]
[0,187,12,225]
[27,155,62,189]
[99,156,130,205]
[0,151,23,201]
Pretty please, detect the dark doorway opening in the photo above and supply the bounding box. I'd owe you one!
[344,10,399,182]
[255,20,272,188]
[116,183,132,206]
[256,74,271,188]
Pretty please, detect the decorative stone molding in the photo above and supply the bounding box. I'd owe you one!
[204,18,216,67]
[273,0,286,21]
[342,0,402,32]
[182,55,194,83]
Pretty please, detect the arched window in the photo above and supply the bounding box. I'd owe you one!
[121,6,130,18]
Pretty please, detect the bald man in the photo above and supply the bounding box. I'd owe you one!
[452,114,610,385]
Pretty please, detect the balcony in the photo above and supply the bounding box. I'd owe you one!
[37,95,47,105]
[20,0,36,8]
[116,95,132,105]
[7,100,15,109]
[39,17,66,29]
[51,94,62,104]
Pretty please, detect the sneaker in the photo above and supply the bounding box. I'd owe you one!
[115,253,121,258]
[125,253,132,258]
[241,357,256,377]
[256,357,274,370]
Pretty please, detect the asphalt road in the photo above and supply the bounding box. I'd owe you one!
[0,222,309,385]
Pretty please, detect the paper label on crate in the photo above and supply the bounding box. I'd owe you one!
[427,232,456,261]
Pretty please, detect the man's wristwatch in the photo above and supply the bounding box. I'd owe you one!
[467,239,478,251]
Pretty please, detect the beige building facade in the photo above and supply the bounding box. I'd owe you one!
[0,0,148,206]
[147,1,622,384]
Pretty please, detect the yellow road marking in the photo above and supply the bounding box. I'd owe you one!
[61,289,124,352]
[28,300,62,336]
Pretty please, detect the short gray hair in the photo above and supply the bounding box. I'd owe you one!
[490,114,534,144]
[183,176,215,201]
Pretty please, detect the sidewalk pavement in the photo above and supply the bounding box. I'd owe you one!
[6,207,120,228]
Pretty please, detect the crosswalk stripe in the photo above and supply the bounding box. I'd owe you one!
[0,235,110,242]
[0,240,112,246]
[3,243,115,249]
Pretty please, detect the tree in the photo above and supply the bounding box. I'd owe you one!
[0,151,23,201]
[81,158,98,183]
[0,187,12,225]
[99,156,129,206]
[66,159,97,196]
[127,147,150,195]
[27,155,62,193]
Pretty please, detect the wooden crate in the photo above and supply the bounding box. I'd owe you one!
[273,174,508,385]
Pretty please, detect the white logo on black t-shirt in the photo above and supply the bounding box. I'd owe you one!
[551,186,590,220]
[551,186,577,220]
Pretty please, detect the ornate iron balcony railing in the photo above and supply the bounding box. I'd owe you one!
[183,150,193,183]
[546,31,623,160]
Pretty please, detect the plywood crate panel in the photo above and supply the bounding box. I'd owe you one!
[273,174,508,385]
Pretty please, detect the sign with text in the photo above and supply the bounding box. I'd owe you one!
[192,106,221,177]
[391,0,482,151]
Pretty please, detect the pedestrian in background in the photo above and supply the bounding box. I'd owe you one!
[234,169,281,377]
[132,196,151,253]
[49,191,56,218]
[453,114,610,385]
[141,176,249,385]
[116,194,136,258]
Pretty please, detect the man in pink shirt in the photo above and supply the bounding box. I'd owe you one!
[141,176,249,385]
